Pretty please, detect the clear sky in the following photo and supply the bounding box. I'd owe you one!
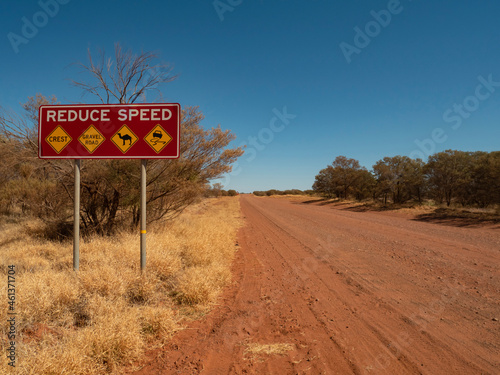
[1,0,499,193]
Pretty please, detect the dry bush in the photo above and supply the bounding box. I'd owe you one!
[14,300,143,374]
[17,271,80,328]
[175,265,231,305]
[0,196,241,374]
[138,306,179,342]
[169,199,240,305]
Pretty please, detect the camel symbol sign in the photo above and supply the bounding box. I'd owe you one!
[111,125,138,153]
[38,103,180,159]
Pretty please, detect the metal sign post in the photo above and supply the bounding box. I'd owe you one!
[140,159,147,271]
[73,159,81,271]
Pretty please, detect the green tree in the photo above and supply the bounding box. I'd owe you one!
[487,151,500,206]
[406,158,426,203]
[312,165,337,198]
[456,151,500,207]
[313,156,368,199]
[425,150,471,206]
[352,169,376,201]
[373,156,425,204]
[331,156,363,199]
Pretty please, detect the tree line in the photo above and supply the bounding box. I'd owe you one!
[204,183,238,197]
[313,152,500,207]
[253,189,311,197]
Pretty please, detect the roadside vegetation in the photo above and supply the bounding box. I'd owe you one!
[252,189,314,197]
[0,43,244,373]
[253,153,499,222]
[204,183,238,197]
[0,44,243,237]
[0,196,241,374]
[311,153,500,210]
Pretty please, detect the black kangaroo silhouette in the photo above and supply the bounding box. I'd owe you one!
[117,133,132,146]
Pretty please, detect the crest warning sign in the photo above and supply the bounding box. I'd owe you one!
[46,126,72,154]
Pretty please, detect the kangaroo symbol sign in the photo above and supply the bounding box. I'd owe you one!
[38,103,180,159]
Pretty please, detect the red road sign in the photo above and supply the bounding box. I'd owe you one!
[38,103,180,159]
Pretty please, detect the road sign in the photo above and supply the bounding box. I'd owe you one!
[111,125,138,153]
[38,103,180,159]
[46,125,72,154]
[78,125,105,154]
[38,103,181,273]
[144,125,172,153]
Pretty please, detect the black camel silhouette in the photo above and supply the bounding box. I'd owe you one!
[117,133,132,146]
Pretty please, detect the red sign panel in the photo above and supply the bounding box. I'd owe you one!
[38,103,180,159]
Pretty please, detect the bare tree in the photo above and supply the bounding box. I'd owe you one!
[66,44,242,234]
[71,43,177,104]
[0,94,58,154]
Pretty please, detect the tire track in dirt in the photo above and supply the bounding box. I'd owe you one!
[243,197,498,373]
[242,198,443,374]
[131,195,499,374]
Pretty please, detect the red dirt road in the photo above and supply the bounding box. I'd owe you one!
[134,195,500,374]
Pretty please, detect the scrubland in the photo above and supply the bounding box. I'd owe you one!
[0,196,241,374]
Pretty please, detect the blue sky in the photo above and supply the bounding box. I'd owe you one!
[1,0,500,192]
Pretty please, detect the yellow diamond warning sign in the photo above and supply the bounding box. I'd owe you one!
[111,125,138,153]
[45,126,72,154]
[78,125,105,154]
[144,125,172,153]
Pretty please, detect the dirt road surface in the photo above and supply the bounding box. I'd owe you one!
[133,195,500,374]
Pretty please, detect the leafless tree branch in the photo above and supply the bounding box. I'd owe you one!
[70,43,178,104]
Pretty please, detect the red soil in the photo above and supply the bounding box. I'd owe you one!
[131,195,499,374]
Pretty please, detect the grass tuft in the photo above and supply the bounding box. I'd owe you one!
[0,197,241,374]
[244,342,295,357]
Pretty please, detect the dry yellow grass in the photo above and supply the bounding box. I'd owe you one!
[0,196,241,374]
[244,342,294,357]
